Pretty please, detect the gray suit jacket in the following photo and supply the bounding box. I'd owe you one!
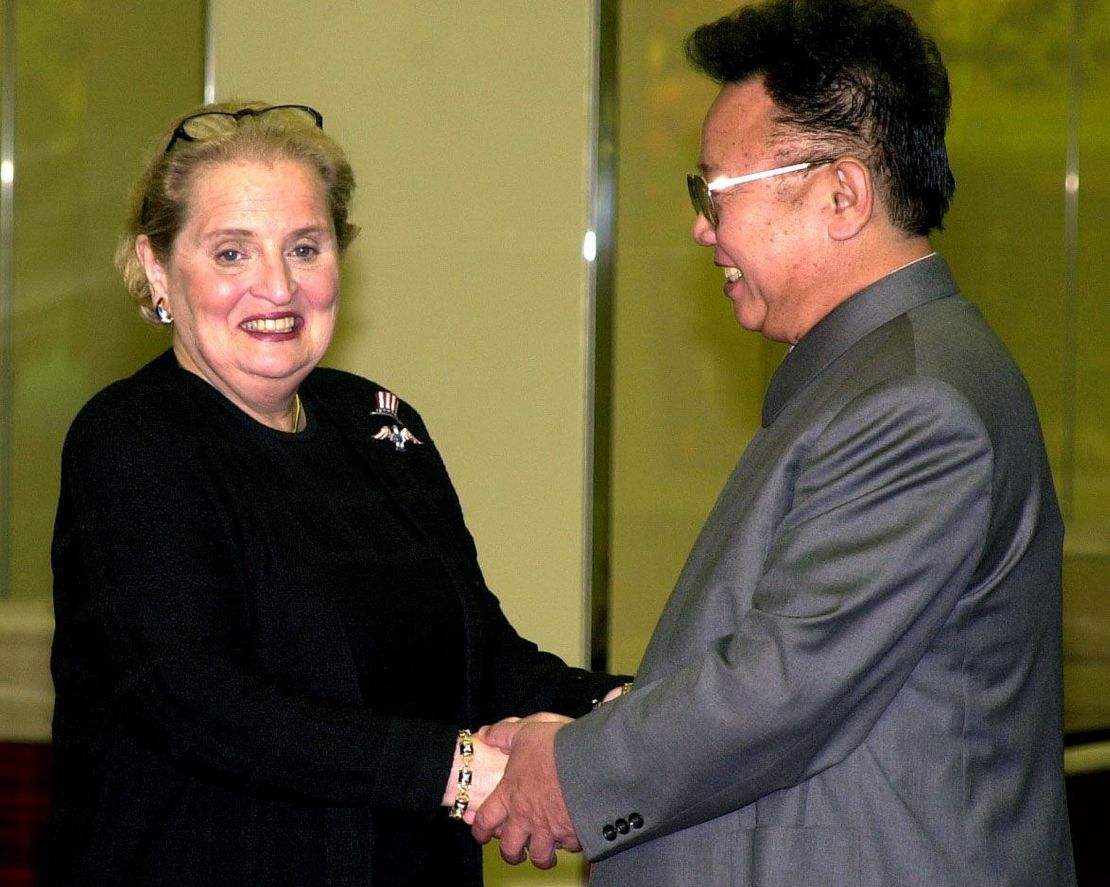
[557,256,1075,886]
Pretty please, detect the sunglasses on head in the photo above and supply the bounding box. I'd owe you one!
[163,104,323,154]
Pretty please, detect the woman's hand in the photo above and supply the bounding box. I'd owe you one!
[442,729,510,813]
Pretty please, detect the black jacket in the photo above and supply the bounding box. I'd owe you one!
[48,350,619,885]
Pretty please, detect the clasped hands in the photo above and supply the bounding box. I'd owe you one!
[444,685,627,869]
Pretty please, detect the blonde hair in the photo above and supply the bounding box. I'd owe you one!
[115,100,360,322]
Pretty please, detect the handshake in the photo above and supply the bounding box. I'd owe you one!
[443,683,630,869]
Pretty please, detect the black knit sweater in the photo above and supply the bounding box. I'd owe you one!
[48,350,621,886]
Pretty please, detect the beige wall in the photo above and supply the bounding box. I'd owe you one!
[211,2,598,666]
[210,4,599,882]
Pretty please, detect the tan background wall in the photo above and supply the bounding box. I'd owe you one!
[210,3,599,883]
[211,0,597,672]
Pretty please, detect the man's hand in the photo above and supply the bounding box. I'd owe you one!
[470,718,579,869]
[478,711,568,753]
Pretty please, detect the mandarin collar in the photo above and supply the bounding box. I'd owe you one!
[761,254,959,427]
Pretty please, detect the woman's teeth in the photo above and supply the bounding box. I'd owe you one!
[724,267,744,282]
[241,317,295,333]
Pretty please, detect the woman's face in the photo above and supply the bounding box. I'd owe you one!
[139,158,340,421]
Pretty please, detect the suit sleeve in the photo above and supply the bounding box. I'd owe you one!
[51,410,456,811]
[555,377,993,859]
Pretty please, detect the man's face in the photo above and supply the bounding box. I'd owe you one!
[693,79,833,344]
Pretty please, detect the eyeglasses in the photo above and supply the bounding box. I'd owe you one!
[686,159,834,227]
[163,104,324,154]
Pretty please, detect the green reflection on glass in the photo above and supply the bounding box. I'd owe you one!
[6,0,205,601]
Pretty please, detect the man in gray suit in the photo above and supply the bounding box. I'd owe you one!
[472,1,1076,883]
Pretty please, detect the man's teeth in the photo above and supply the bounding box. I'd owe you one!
[242,317,295,332]
[724,267,744,282]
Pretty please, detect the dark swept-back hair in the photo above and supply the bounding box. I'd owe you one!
[687,0,955,235]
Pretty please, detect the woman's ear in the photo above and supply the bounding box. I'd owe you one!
[136,235,171,307]
[826,158,873,241]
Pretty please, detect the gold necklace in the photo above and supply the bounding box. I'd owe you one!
[291,393,302,433]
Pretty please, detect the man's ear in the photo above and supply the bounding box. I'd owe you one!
[826,158,873,241]
[136,235,171,306]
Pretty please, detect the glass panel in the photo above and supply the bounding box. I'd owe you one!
[5,0,205,601]
[898,0,1109,737]
[608,0,787,673]
[0,0,204,742]
[1064,0,1110,735]
[1074,1,1110,543]
[913,0,1070,469]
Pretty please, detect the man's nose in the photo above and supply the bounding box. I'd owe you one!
[692,212,717,246]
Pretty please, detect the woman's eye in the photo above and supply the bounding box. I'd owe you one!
[291,244,318,259]
[215,248,243,263]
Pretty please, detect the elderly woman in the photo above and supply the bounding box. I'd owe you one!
[47,102,624,886]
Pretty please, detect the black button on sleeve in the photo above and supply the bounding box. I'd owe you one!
[602,823,618,842]
[629,812,644,829]
[615,818,630,834]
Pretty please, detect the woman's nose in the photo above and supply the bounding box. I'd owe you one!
[255,253,295,302]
